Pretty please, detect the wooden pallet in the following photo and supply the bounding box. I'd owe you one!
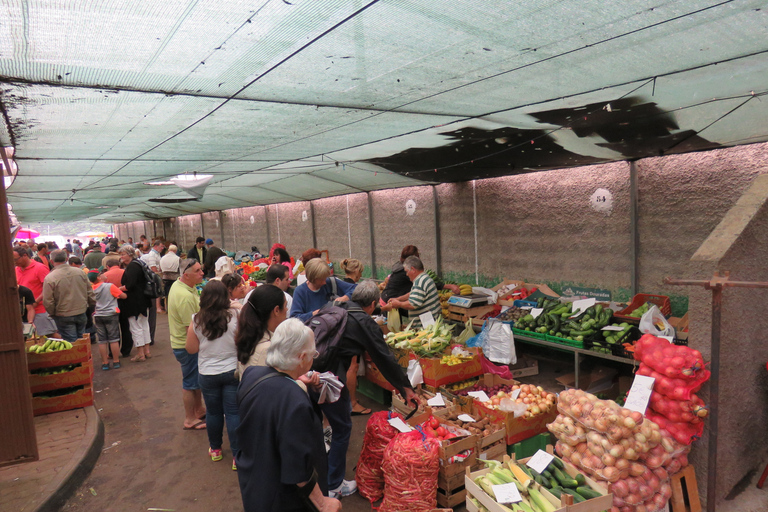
[670,465,702,512]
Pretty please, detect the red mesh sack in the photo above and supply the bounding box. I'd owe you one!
[633,334,705,380]
[648,392,708,424]
[379,430,440,512]
[645,410,704,445]
[355,411,404,502]
[663,450,690,475]
[636,363,710,401]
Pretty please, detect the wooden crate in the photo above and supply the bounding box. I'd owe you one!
[437,486,466,508]
[32,385,94,416]
[28,359,94,394]
[447,304,495,322]
[26,338,91,371]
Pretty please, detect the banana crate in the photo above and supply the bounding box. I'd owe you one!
[25,337,91,371]
[28,358,94,394]
[32,384,94,416]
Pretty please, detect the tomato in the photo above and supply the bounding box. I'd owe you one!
[423,426,437,438]
[436,426,448,438]
[445,432,457,439]
[429,416,440,429]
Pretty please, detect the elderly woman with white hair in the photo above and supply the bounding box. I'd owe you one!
[236,319,341,512]
[117,244,152,362]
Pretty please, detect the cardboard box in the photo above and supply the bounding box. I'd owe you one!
[416,347,484,388]
[555,366,618,395]
[508,357,539,379]
[26,338,91,371]
[28,359,94,394]
[497,282,560,306]
[490,279,525,296]
[32,385,94,416]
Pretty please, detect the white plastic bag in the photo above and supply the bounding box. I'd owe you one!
[482,318,517,365]
[387,309,401,333]
[471,286,498,305]
[639,304,675,337]
[406,359,424,387]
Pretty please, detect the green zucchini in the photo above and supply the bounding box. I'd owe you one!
[575,486,602,499]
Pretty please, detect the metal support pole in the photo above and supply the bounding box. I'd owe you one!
[199,214,204,238]
[218,211,225,248]
[309,201,317,249]
[264,206,272,251]
[629,161,639,295]
[432,185,442,277]
[367,192,377,280]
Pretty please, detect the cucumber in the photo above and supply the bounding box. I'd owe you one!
[561,488,586,503]
[552,467,579,488]
[542,469,553,480]
[548,485,563,499]
[551,457,565,470]
[575,473,586,486]
[576,486,603,499]
[528,468,543,485]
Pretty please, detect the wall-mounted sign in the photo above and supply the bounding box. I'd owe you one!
[406,199,416,215]
[215,219,219,227]
[590,188,613,214]
[250,216,255,224]
[302,210,308,222]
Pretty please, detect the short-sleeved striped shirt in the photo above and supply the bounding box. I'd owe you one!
[407,272,442,328]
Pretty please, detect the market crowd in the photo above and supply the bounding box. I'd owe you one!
[12,234,458,511]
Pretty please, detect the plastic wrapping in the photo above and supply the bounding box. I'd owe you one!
[547,415,588,446]
[355,411,404,502]
[557,388,646,441]
[379,430,440,512]
[636,363,710,401]
[633,334,705,379]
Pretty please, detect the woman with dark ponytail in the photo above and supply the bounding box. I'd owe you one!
[235,284,287,373]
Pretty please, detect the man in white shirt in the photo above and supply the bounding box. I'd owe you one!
[140,239,164,338]
[244,264,293,318]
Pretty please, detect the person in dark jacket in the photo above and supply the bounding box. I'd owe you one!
[202,238,225,278]
[313,279,418,499]
[187,236,207,265]
[117,244,152,362]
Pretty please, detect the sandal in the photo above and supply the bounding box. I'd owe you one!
[183,420,207,430]
[351,402,372,416]
[131,355,146,362]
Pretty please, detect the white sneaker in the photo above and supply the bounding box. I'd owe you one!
[329,479,357,498]
[323,426,332,453]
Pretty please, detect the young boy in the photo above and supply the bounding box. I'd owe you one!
[89,269,126,370]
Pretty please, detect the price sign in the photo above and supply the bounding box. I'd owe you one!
[510,388,521,400]
[569,298,596,318]
[602,325,625,331]
[427,394,446,407]
[467,390,491,402]
[530,308,544,319]
[526,450,555,474]
[492,483,523,504]
[659,336,674,343]
[624,375,656,414]
[458,414,476,423]
[387,417,413,433]
[419,311,436,327]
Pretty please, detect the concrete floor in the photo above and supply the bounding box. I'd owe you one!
[59,315,767,512]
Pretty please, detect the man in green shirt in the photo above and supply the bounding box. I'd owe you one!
[383,256,442,329]
[167,258,206,430]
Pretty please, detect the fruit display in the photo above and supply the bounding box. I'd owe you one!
[626,302,650,318]
[384,317,455,356]
[440,346,475,365]
[516,298,613,342]
[493,306,530,323]
[459,284,474,296]
[442,410,504,438]
[419,414,464,442]
[499,285,537,301]
[27,338,74,353]
[443,377,480,393]
[30,364,78,375]
[425,269,444,288]
[457,382,556,419]
[438,289,452,317]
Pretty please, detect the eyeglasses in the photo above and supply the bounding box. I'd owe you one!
[181,260,198,274]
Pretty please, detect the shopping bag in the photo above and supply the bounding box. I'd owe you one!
[387,308,401,333]
[468,319,517,365]
[639,304,674,337]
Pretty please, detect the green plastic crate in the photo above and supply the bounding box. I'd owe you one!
[357,377,392,406]
[545,334,584,348]
[507,432,552,459]
[513,328,546,341]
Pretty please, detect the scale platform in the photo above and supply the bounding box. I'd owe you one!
[447,294,489,308]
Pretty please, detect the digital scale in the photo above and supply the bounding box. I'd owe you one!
[447,294,489,308]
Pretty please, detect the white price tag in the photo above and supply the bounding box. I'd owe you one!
[492,482,523,504]
[510,388,521,400]
[530,308,544,319]
[467,390,491,402]
[479,452,487,460]
[569,298,596,318]
[659,336,674,343]
[624,375,656,414]
[526,450,555,474]
[602,325,625,331]
[457,414,476,423]
[419,311,436,327]
[427,394,446,407]
[387,417,413,433]
[500,306,510,313]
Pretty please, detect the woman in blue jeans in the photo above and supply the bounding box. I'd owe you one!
[185,280,240,470]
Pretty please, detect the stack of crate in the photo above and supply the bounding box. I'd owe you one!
[25,337,94,416]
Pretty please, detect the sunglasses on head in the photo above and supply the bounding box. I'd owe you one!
[182,260,198,274]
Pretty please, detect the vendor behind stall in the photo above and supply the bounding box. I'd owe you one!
[381,256,441,329]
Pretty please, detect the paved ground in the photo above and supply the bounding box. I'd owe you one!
[60,314,387,512]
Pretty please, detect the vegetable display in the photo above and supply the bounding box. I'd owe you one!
[515,298,613,343]
[356,411,404,502]
[28,338,74,353]
[379,430,440,512]
[456,382,556,418]
[384,317,455,356]
[443,410,504,438]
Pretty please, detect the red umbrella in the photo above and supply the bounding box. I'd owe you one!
[14,228,40,240]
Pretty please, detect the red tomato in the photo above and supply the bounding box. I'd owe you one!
[423,426,436,438]
[445,432,457,439]
[436,426,448,438]
[429,416,440,429]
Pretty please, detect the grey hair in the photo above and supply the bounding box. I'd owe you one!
[117,244,136,258]
[403,255,424,271]
[351,279,380,306]
[50,249,68,264]
[265,318,315,371]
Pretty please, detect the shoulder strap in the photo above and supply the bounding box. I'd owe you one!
[237,370,287,407]
[330,276,338,297]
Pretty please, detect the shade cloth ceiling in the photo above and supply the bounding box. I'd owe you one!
[2,0,768,223]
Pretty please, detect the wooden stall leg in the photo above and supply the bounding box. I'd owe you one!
[670,465,702,512]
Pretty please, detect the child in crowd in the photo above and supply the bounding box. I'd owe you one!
[88,269,127,370]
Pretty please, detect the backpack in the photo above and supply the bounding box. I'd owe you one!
[136,259,163,299]
[305,305,354,373]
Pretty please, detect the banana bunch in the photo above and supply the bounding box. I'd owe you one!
[28,338,73,353]
[473,459,556,512]
[459,284,474,296]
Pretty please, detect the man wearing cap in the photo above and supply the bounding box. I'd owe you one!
[186,237,207,266]
[202,238,225,279]
[42,249,95,342]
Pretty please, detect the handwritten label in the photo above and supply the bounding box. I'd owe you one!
[602,325,625,331]
[419,311,435,327]
[467,390,491,402]
[458,414,476,423]
[530,308,544,319]
[624,375,656,414]
[387,417,413,433]
[526,449,555,474]
[492,483,523,504]
[427,394,446,407]
[569,298,596,318]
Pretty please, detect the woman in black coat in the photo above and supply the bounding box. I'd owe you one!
[118,245,152,361]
